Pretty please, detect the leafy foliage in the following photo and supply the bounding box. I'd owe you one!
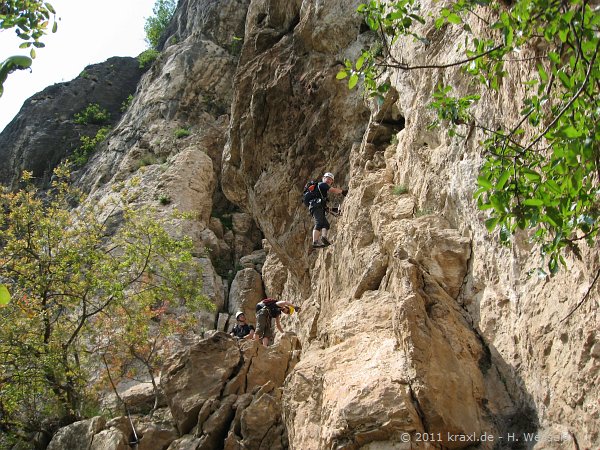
[138,48,160,69]
[0,166,211,439]
[339,0,600,274]
[120,94,134,112]
[0,284,9,306]
[174,127,191,139]
[0,1,57,94]
[0,0,58,58]
[72,126,111,167]
[0,55,32,97]
[144,0,177,50]
[73,103,111,125]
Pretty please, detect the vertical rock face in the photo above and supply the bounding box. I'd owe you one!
[222,0,599,449]
[222,0,371,276]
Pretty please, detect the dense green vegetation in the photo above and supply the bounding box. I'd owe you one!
[72,126,111,167]
[0,166,211,445]
[144,0,177,49]
[73,103,111,125]
[174,127,191,139]
[138,48,160,68]
[340,0,600,275]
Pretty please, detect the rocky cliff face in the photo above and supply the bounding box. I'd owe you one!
[0,57,145,188]
[4,0,597,449]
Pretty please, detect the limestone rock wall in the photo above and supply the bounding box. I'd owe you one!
[73,0,263,335]
[222,0,599,448]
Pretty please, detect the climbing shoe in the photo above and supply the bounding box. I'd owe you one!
[320,236,331,246]
[312,241,325,248]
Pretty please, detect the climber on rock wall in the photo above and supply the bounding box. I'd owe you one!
[254,298,300,347]
[304,172,347,248]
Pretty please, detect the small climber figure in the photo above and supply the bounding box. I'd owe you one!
[230,311,255,340]
[254,298,300,347]
[307,172,347,248]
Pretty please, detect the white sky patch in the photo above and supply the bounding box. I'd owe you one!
[0,0,157,132]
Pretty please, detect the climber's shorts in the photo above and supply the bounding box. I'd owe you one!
[255,308,273,339]
[310,203,329,230]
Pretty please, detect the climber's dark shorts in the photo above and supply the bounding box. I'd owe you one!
[310,202,329,230]
[255,308,273,339]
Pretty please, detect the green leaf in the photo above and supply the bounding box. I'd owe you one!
[581,40,596,56]
[558,28,569,43]
[477,176,493,189]
[559,126,581,138]
[496,170,511,190]
[548,52,561,64]
[0,284,10,306]
[524,198,544,206]
[545,179,561,194]
[523,169,541,182]
[485,217,500,231]
[537,64,548,83]
[356,55,365,71]
[348,73,359,89]
[336,70,348,80]
[504,27,514,46]
[447,13,462,24]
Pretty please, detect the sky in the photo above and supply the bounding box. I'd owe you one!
[0,0,157,133]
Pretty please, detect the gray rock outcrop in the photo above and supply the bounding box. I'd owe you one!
[0,56,145,188]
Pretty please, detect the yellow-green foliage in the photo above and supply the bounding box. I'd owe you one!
[73,126,111,166]
[0,166,212,440]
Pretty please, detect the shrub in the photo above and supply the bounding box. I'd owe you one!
[74,103,110,125]
[72,126,111,167]
[120,94,134,112]
[137,49,159,69]
[392,185,407,195]
[174,127,191,139]
[136,154,167,169]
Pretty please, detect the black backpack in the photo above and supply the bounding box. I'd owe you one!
[302,180,322,206]
[256,298,281,317]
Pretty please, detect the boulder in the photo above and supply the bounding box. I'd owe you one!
[161,333,241,434]
[228,268,265,321]
[47,417,106,450]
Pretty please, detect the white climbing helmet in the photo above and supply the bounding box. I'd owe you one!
[323,172,335,181]
[235,311,244,320]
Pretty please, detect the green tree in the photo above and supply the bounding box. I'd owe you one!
[0,166,211,444]
[339,0,600,275]
[144,0,177,49]
[0,1,58,95]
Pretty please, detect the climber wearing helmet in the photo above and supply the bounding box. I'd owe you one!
[230,311,255,340]
[254,299,300,347]
[308,172,348,248]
